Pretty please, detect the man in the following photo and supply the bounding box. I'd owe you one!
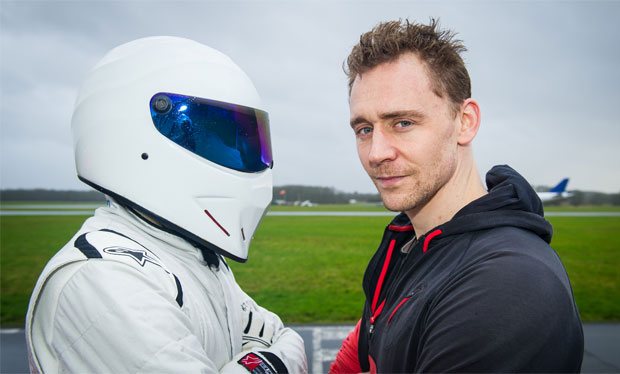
[26,37,307,373]
[330,19,583,372]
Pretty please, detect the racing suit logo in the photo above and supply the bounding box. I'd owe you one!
[103,246,163,268]
[238,352,278,373]
[240,353,263,370]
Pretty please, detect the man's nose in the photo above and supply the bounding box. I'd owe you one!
[368,129,397,167]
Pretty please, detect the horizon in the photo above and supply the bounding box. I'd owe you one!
[1,1,619,193]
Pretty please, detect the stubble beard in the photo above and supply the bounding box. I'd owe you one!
[374,155,456,214]
[377,172,439,213]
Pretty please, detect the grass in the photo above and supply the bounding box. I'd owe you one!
[0,216,84,325]
[544,205,620,212]
[230,216,388,323]
[548,217,620,321]
[1,209,619,327]
[233,215,620,324]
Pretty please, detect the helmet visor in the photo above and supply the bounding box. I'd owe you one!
[150,92,272,173]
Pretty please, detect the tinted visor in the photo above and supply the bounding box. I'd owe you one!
[150,92,272,172]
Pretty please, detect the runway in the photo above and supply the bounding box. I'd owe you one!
[3,324,618,373]
[1,209,620,217]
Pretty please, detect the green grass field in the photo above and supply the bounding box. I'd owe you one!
[1,205,619,326]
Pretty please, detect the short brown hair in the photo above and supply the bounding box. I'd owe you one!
[345,19,471,114]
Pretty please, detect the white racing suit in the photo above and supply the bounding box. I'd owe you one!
[25,201,307,373]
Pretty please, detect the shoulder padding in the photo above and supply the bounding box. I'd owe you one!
[73,229,184,307]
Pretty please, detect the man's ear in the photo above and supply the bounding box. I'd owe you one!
[457,98,481,146]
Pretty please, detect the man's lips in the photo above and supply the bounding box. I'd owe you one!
[374,175,406,188]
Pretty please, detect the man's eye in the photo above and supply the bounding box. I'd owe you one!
[396,120,414,128]
[355,127,372,136]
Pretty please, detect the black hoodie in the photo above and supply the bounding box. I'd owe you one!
[357,165,583,372]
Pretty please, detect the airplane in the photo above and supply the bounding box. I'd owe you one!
[537,178,573,203]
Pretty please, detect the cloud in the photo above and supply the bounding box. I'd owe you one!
[1,1,619,192]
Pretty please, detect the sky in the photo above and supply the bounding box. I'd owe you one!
[1,0,619,194]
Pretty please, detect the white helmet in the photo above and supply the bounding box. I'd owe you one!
[72,36,273,262]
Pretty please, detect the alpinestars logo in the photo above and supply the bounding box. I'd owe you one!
[240,354,263,370]
[238,353,276,374]
[103,246,163,268]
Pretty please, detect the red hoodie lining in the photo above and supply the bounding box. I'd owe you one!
[371,239,396,312]
[388,224,414,232]
[370,300,385,324]
[370,230,441,328]
[423,229,442,253]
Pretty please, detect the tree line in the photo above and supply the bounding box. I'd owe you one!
[1,187,618,205]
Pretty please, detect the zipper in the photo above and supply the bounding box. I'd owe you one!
[367,235,422,337]
[367,237,397,338]
[387,284,425,323]
[213,265,238,357]
[367,235,412,337]
[388,296,412,323]
[368,300,385,335]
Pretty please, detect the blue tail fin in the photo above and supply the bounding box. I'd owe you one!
[549,178,569,193]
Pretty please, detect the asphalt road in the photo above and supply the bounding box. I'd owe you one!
[2,324,618,373]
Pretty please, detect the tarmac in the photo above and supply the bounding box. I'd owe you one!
[2,209,620,218]
[2,324,618,373]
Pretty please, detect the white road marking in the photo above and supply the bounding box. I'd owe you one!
[0,328,22,334]
[312,327,323,374]
[308,326,353,373]
[321,327,351,340]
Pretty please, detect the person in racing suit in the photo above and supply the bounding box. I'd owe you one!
[26,36,307,373]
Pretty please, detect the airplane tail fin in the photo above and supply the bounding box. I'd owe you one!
[549,178,569,193]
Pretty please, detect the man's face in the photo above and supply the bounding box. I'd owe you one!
[349,52,460,214]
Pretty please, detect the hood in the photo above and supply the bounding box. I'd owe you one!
[391,165,552,243]
[446,165,552,243]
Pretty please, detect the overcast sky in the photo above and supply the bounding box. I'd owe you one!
[1,0,619,194]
